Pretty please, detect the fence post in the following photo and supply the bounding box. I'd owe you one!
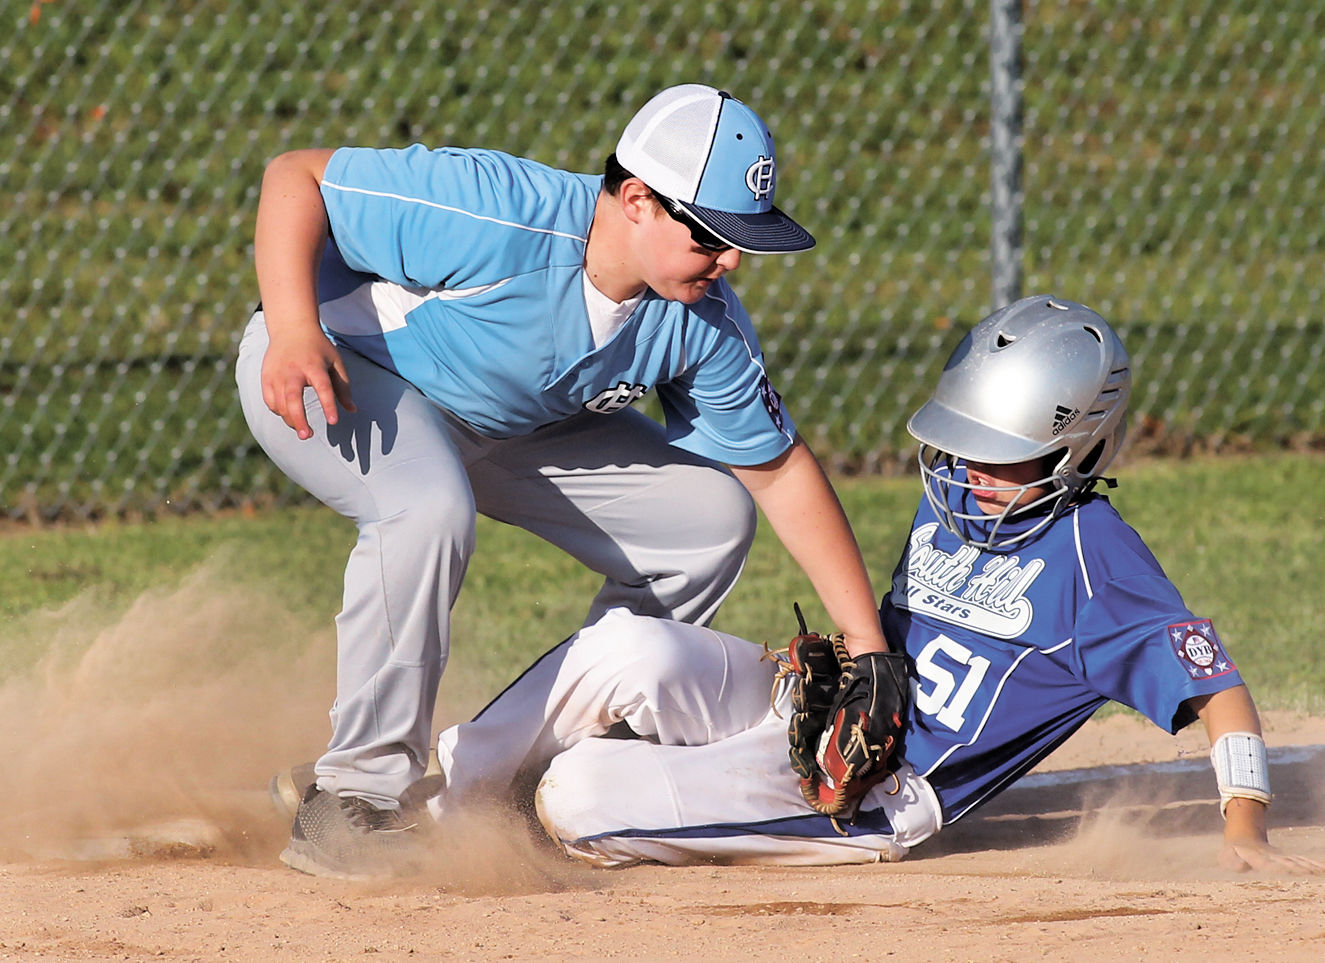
[990,0,1024,312]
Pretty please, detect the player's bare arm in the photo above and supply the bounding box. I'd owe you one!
[254,148,354,440]
[729,436,888,656]
[1191,687,1325,874]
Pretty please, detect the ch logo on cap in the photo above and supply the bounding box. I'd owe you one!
[745,156,775,201]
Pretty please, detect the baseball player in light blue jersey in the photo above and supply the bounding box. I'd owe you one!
[414,297,1323,874]
[237,84,892,879]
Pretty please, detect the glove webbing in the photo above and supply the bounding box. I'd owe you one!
[761,631,848,719]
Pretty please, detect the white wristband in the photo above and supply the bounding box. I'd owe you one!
[1210,731,1272,818]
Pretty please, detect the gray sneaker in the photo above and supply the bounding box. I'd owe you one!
[280,784,424,881]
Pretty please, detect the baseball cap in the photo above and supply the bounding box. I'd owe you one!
[615,84,815,255]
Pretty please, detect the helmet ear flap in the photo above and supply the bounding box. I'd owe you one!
[1077,439,1107,477]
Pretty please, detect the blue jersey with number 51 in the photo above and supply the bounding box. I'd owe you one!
[880,487,1244,826]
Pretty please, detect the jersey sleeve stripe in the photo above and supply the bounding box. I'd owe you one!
[702,288,760,364]
[1072,508,1094,598]
[321,180,590,243]
[700,287,796,446]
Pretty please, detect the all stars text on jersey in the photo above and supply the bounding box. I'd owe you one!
[891,523,1045,639]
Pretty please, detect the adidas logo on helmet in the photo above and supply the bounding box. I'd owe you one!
[1051,404,1080,435]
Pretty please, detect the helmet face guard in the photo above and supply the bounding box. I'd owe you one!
[907,296,1131,550]
[917,445,1076,551]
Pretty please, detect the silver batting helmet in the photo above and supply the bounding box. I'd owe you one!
[907,295,1132,549]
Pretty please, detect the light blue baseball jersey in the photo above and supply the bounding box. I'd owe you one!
[311,144,795,466]
[879,482,1244,825]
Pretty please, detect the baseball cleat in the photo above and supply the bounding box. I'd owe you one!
[280,784,425,881]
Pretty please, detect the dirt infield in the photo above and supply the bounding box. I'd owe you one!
[2,578,1322,961]
[3,717,1322,961]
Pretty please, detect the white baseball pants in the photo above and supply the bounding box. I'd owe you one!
[236,314,756,808]
[434,610,943,866]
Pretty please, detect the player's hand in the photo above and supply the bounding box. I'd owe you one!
[260,326,356,440]
[1218,836,1325,875]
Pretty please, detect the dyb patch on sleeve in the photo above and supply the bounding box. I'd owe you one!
[1168,619,1237,679]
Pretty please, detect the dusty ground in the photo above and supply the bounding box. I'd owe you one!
[2,574,1322,961]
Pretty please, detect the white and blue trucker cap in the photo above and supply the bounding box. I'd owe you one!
[615,84,815,254]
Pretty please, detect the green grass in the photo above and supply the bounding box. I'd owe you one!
[3,453,1321,714]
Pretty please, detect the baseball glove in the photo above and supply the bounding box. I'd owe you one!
[780,605,910,819]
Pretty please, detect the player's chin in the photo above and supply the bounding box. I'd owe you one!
[660,283,708,304]
[677,278,716,302]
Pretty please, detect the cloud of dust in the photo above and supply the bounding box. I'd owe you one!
[0,558,600,894]
[0,562,338,861]
[1065,784,1216,878]
[405,803,601,898]
[1057,747,1325,878]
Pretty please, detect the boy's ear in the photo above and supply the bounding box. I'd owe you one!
[618,177,656,225]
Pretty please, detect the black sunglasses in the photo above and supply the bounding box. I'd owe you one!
[653,194,732,253]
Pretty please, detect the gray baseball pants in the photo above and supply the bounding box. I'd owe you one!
[235,313,756,808]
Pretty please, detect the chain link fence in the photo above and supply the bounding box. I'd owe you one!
[2,1,1320,521]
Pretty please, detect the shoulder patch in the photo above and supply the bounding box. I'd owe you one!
[1168,619,1237,679]
[757,375,786,433]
